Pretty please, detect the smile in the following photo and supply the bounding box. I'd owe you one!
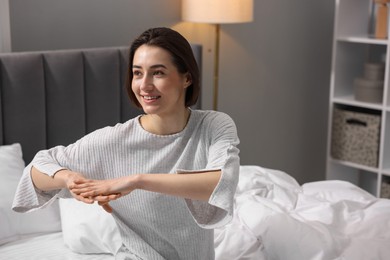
[142,95,161,100]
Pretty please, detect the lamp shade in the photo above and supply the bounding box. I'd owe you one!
[182,0,253,24]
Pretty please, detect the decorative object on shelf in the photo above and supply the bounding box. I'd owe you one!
[182,0,253,111]
[331,107,381,167]
[354,62,384,103]
[374,0,390,39]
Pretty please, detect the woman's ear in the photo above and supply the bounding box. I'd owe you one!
[184,73,192,88]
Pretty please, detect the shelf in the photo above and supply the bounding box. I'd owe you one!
[329,158,379,173]
[332,95,384,110]
[336,36,388,45]
[327,0,390,197]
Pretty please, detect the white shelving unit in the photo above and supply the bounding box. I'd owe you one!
[326,0,390,197]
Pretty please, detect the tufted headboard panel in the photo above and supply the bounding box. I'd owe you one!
[0,44,202,163]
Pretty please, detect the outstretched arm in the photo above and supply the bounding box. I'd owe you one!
[70,170,221,204]
[138,170,221,201]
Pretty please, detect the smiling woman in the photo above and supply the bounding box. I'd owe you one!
[12,27,240,260]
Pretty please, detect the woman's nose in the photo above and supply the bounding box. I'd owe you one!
[140,76,154,91]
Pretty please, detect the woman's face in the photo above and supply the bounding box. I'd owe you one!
[131,45,191,117]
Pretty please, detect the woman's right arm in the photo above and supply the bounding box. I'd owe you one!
[31,167,73,191]
[31,166,121,206]
[30,167,95,204]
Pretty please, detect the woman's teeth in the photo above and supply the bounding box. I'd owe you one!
[143,96,159,100]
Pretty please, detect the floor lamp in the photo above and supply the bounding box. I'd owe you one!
[182,0,253,110]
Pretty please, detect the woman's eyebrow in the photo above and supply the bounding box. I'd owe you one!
[132,64,167,69]
[150,64,167,69]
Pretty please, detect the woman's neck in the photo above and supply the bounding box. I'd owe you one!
[140,108,191,135]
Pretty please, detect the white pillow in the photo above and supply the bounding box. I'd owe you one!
[0,143,61,245]
[59,198,122,254]
[302,180,375,203]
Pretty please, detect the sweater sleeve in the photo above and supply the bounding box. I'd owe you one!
[12,124,125,213]
[177,112,240,229]
[12,128,98,213]
[12,144,75,213]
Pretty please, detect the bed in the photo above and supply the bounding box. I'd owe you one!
[1,46,390,260]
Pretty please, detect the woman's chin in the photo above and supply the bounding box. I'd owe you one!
[141,105,159,115]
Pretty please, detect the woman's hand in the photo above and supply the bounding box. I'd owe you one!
[69,175,140,212]
[53,170,97,204]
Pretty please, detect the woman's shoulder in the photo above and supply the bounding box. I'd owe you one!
[84,116,141,138]
[189,110,237,138]
[190,110,239,143]
[192,109,235,126]
[192,109,232,119]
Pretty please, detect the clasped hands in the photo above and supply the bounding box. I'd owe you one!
[67,174,136,213]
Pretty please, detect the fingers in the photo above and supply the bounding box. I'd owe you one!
[92,193,121,202]
[73,194,94,204]
[69,184,102,195]
[72,189,118,198]
[73,178,93,184]
[72,191,121,203]
[68,183,93,191]
[69,177,123,208]
[70,183,121,199]
[100,203,113,213]
[73,194,113,213]
[70,189,96,198]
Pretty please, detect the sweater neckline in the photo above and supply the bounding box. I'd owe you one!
[135,109,194,138]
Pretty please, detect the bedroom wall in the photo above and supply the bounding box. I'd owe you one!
[7,0,334,184]
[175,1,334,184]
[0,0,11,52]
[8,0,180,51]
[222,1,334,184]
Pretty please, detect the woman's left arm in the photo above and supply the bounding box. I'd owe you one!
[71,170,221,202]
[137,170,222,201]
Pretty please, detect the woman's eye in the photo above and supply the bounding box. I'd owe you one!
[133,70,142,77]
[154,70,164,76]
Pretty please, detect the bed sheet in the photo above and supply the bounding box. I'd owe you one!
[0,232,115,260]
[214,165,390,260]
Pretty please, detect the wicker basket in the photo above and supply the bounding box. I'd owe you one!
[331,107,381,167]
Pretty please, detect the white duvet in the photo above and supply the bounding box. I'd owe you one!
[215,165,390,260]
[2,164,389,259]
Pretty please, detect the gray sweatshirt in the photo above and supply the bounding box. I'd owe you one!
[12,109,240,260]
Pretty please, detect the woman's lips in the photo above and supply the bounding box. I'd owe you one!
[141,95,161,103]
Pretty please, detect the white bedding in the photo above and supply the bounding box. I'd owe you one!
[0,232,114,260]
[215,165,390,260]
[1,154,390,259]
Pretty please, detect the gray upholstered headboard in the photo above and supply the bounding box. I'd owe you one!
[0,44,202,164]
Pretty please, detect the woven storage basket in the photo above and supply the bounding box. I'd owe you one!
[331,107,381,167]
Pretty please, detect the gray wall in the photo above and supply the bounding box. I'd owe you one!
[9,0,180,51]
[0,0,11,52]
[221,1,334,184]
[7,0,335,184]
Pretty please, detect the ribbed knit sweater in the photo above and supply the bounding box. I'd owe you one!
[12,109,240,260]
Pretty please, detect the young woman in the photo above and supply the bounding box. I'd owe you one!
[13,27,240,260]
